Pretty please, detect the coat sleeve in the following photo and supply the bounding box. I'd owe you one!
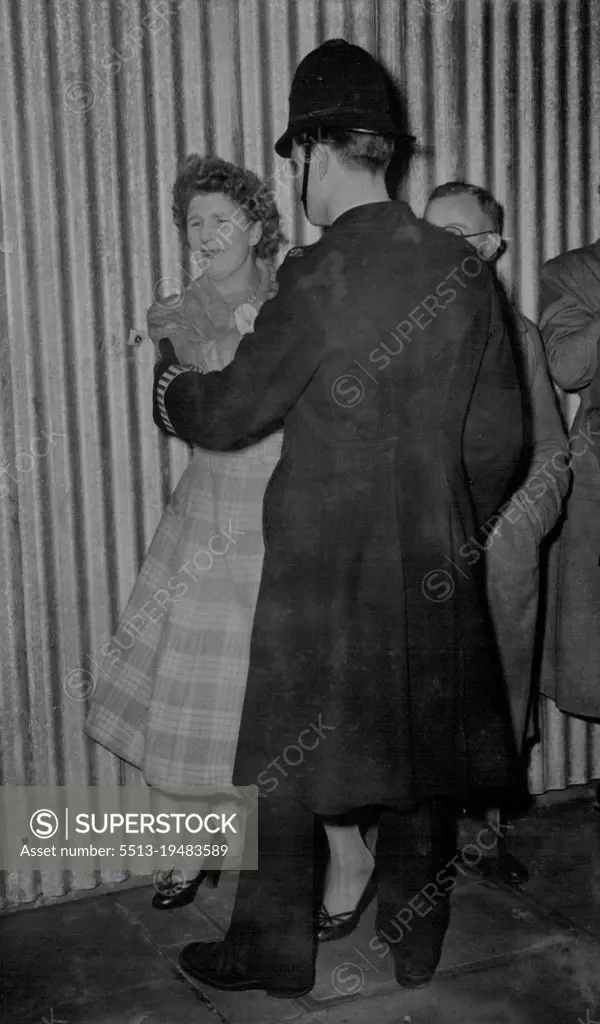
[539,260,600,391]
[463,279,529,525]
[506,319,570,543]
[586,362,600,464]
[152,255,327,449]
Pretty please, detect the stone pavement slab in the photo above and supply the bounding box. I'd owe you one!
[23,982,224,1024]
[507,802,600,943]
[115,885,223,949]
[289,943,600,1024]
[178,875,600,1024]
[3,806,600,1024]
[188,872,239,933]
[0,896,222,1024]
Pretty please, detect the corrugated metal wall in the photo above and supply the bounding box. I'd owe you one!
[0,0,598,908]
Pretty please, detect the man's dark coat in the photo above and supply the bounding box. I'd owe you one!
[153,201,527,815]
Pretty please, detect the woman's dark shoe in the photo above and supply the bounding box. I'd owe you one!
[318,871,377,942]
[179,941,314,998]
[152,869,220,910]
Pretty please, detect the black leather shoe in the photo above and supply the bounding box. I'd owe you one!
[152,869,220,910]
[179,941,314,998]
[392,964,436,989]
[318,871,377,942]
[478,852,529,886]
[376,931,438,989]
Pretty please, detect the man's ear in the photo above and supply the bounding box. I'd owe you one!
[477,232,505,263]
[315,144,329,181]
[494,235,508,262]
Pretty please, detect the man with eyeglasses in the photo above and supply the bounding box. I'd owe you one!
[424,181,571,884]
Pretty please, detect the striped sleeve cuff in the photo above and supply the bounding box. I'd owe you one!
[155,363,200,436]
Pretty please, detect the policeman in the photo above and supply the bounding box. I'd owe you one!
[154,40,527,997]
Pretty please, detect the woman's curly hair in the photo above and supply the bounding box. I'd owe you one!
[172,154,286,261]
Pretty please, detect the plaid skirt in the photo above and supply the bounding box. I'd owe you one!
[84,433,283,786]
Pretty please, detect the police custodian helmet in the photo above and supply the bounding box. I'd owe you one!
[275,39,411,157]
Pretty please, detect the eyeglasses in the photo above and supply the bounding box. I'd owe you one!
[442,227,493,239]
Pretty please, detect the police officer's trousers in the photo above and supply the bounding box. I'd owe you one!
[222,778,458,989]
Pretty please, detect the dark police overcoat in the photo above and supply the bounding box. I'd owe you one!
[153,201,528,815]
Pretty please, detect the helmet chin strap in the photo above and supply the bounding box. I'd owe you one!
[300,140,313,218]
